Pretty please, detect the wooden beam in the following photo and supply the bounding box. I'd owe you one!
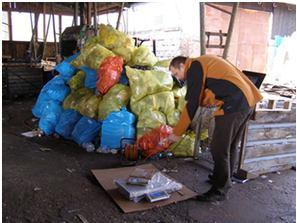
[51,3,58,56]
[116,2,125,30]
[79,2,85,25]
[59,15,62,53]
[93,2,98,34]
[205,3,232,15]
[222,2,239,59]
[34,13,39,43]
[199,2,206,55]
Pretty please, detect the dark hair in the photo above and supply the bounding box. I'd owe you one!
[169,56,187,68]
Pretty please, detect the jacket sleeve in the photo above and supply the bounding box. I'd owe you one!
[173,61,204,136]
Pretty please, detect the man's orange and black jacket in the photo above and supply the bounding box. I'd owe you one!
[173,55,263,136]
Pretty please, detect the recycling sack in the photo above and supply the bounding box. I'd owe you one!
[130,91,175,117]
[100,108,136,150]
[169,131,195,157]
[112,47,134,64]
[130,45,158,67]
[98,84,131,120]
[138,125,173,158]
[167,109,180,126]
[126,66,173,103]
[69,70,86,91]
[55,109,82,139]
[55,61,77,82]
[96,56,124,94]
[71,116,101,145]
[32,76,68,118]
[155,59,171,68]
[137,110,167,138]
[63,88,93,110]
[80,66,98,89]
[98,24,134,50]
[39,100,63,135]
[78,95,102,119]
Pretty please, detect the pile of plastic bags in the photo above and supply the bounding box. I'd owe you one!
[31,23,200,158]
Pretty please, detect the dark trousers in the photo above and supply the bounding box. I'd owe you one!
[210,108,254,193]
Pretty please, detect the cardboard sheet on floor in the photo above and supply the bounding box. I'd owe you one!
[91,163,197,213]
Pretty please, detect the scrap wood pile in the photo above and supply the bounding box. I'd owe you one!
[32,24,207,159]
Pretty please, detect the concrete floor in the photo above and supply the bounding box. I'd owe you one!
[3,99,296,223]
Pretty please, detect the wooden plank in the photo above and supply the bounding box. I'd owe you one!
[250,107,296,124]
[243,153,295,174]
[244,143,296,159]
[247,127,296,141]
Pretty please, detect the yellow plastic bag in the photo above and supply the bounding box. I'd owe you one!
[112,47,134,64]
[69,71,86,91]
[155,59,171,68]
[130,45,158,67]
[63,88,93,110]
[126,66,173,103]
[78,95,102,119]
[98,24,134,50]
[167,109,180,126]
[98,84,131,120]
[169,131,196,157]
[130,91,175,117]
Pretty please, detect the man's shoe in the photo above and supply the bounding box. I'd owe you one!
[196,187,227,202]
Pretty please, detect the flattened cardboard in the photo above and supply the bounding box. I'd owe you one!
[91,163,197,213]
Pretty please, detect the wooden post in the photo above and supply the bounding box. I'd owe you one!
[116,2,125,30]
[34,13,39,43]
[87,2,92,25]
[74,2,78,26]
[199,2,206,56]
[93,2,97,34]
[51,3,58,56]
[43,3,46,41]
[222,3,239,59]
[42,14,52,60]
[7,10,12,41]
[79,2,85,25]
[59,15,62,54]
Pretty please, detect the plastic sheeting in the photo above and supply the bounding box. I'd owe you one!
[169,131,195,157]
[69,70,86,91]
[126,66,173,103]
[39,100,63,135]
[55,109,82,139]
[130,45,158,67]
[96,56,124,94]
[130,91,175,117]
[100,108,136,150]
[63,88,93,110]
[98,24,134,50]
[78,95,102,119]
[98,84,131,120]
[71,116,101,145]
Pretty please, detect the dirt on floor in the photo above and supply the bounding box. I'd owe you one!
[2,98,296,223]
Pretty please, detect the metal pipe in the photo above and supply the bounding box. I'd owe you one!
[222,2,239,59]
[199,2,206,55]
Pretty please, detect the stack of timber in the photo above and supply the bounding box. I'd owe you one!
[240,100,296,178]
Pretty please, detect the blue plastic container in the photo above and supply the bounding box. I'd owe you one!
[80,66,98,89]
[55,109,82,139]
[100,108,136,150]
[71,116,101,145]
[55,61,77,82]
[39,100,63,135]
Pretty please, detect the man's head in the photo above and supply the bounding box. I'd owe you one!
[169,56,187,80]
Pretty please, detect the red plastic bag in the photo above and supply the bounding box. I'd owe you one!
[138,125,173,158]
[96,56,124,94]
